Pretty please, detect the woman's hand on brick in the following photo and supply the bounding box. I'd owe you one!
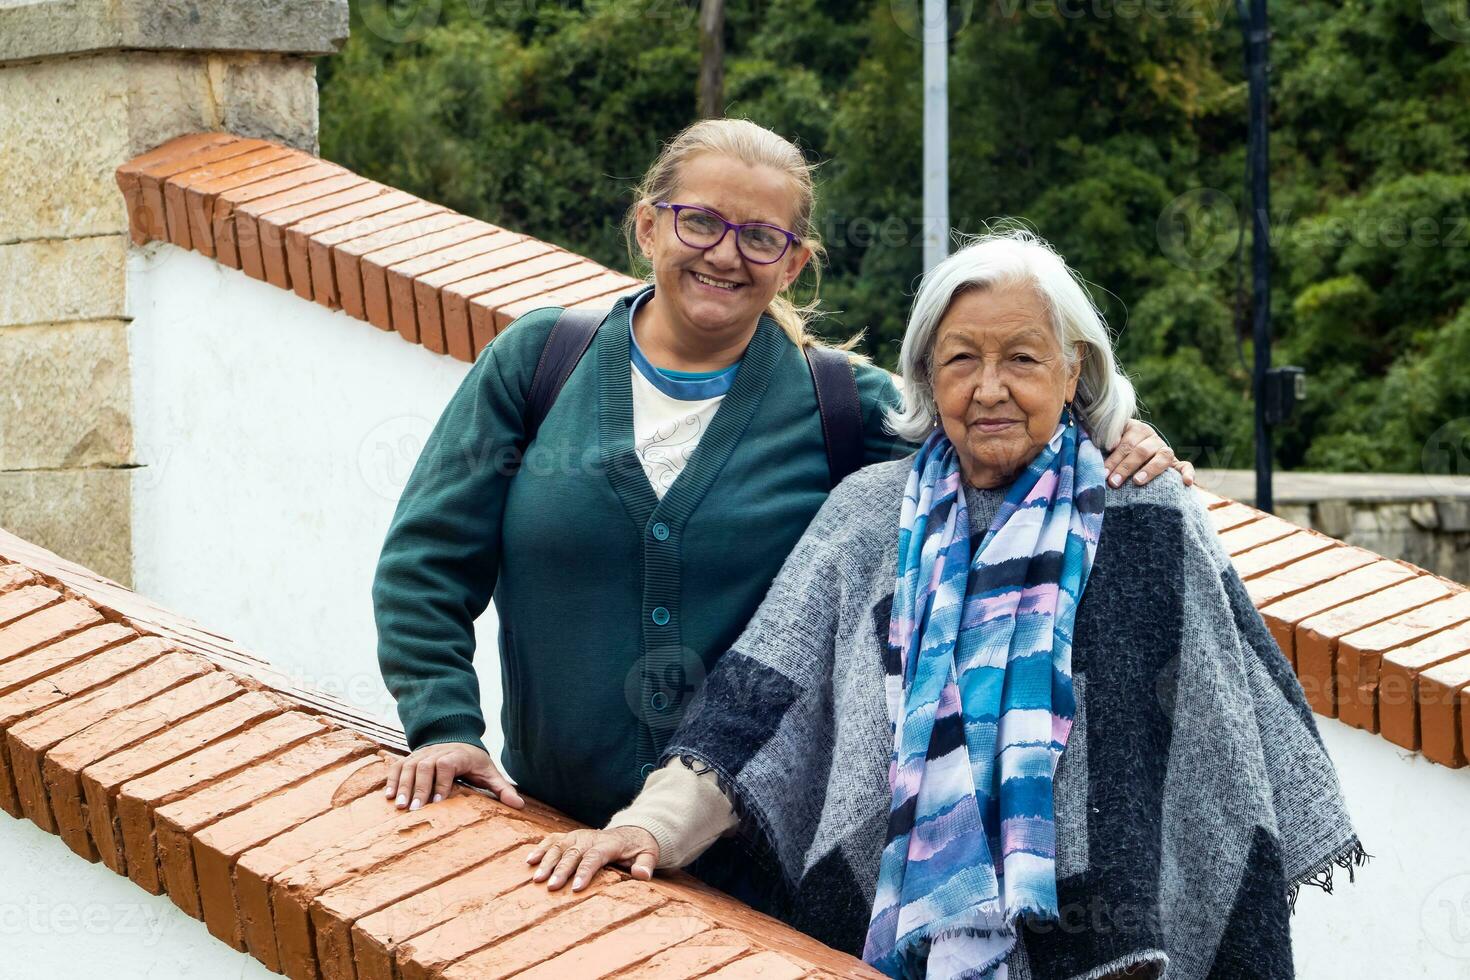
[385,741,524,811]
[527,827,660,892]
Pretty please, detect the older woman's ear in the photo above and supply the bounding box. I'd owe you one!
[1065,343,1084,402]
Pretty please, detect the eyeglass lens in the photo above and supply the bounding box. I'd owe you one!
[674,208,789,262]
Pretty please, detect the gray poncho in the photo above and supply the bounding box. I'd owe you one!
[663,460,1365,979]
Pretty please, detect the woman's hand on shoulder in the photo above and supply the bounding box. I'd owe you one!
[527,826,660,891]
[1104,419,1195,489]
[384,741,524,811]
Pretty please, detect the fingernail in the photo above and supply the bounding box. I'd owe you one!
[432,794,442,803]
[1109,474,1122,487]
[395,794,407,807]
[549,875,561,887]
[572,877,584,889]
[409,799,422,811]
[1134,472,1146,484]
[384,786,394,798]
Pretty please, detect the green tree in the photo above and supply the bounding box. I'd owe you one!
[320,0,1470,475]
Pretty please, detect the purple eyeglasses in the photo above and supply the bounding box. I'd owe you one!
[653,202,799,265]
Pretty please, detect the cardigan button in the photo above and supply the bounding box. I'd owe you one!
[651,522,670,541]
[651,606,670,626]
[640,763,654,779]
[650,691,670,712]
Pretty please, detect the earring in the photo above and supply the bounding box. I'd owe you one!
[1065,401,1075,427]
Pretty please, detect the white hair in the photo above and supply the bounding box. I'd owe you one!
[886,227,1136,450]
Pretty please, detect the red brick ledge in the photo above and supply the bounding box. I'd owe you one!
[1,486,1466,977]
[1195,489,1470,767]
[0,527,880,979]
[115,133,644,364]
[0,528,405,753]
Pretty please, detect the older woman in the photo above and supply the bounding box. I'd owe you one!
[527,229,1365,979]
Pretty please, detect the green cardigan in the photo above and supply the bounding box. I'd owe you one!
[372,288,914,826]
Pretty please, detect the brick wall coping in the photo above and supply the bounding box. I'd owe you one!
[0,526,881,979]
[1,479,1467,975]
[115,132,645,365]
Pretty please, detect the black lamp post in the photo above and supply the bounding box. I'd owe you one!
[1239,0,1305,514]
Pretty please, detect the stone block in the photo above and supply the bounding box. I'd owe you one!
[1439,500,1470,534]
[0,320,132,468]
[1314,499,1354,539]
[0,0,349,64]
[0,241,128,327]
[0,468,131,586]
[0,52,320,242]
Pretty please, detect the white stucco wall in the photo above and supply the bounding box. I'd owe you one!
[1296,721,1470,977]
[0,810,277,978]
[6,244,1468,976]
[125,242,505,760]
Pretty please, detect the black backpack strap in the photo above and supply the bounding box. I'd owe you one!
[524,307,607,442]
[804,345,865,489]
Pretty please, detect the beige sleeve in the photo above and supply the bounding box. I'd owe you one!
[606,759,738,869]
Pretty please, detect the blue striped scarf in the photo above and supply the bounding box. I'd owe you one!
[864,411,1107,979]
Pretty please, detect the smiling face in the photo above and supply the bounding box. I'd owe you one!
[931,282,1083,488]
[634,151,812,342]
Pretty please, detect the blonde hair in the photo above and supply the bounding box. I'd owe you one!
[624,118,864,357]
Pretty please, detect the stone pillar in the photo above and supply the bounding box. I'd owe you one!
[0,0,348,585]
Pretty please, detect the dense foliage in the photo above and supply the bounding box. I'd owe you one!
[320,0,1470,474]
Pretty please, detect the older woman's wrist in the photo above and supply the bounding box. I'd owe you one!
[605,816,682,868]
[605,760,738,868]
